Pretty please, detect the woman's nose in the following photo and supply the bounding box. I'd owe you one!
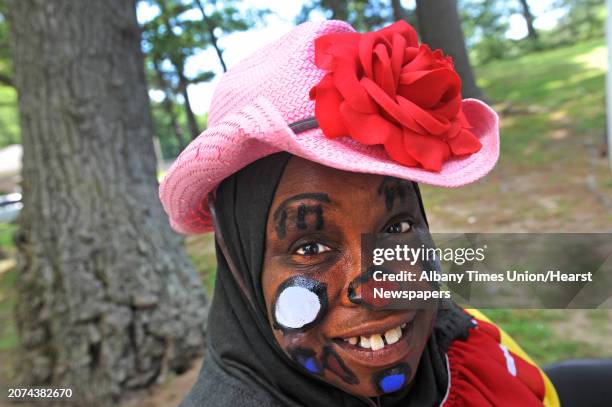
[336,237,368,308]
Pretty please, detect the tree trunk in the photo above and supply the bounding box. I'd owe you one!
[193,0,228,72]
[156,5,200,139]
[391,0,417,31]
[518,0,539,42]
[153,59,186,151]
[178,74,200,140]
[6,0,208,405]
[415,0,484,100]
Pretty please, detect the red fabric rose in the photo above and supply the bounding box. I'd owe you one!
[309,21,482,172]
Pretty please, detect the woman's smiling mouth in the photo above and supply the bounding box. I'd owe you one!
[331,313,417,368]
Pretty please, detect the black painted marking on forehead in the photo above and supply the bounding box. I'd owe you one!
[273,193,330,239]
[272,275,329,334]
[321,346,359,385]
[296,203,324,231]
[377,177,413,212]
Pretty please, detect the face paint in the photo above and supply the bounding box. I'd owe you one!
[373,363,412,394]
[296,203,324,230]
[288,347,324,375]
[378,177,411,212]
[272,276,328,333]
[348,266,401,309]
[272,193,330,239]
[275,209,288,239]
[321,346,359,385]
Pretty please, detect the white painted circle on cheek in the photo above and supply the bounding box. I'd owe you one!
[275,285,321,329]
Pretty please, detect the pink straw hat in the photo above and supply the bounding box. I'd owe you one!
[159,20,499,234]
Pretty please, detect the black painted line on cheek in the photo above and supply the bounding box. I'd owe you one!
[271,275,329,334]
[372,363,412,394]
[321,346,359,385]
[288,347,324,376]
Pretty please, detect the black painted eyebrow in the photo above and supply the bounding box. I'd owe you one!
[272,193,331,222]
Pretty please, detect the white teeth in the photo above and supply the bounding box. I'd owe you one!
[384,326,402,345]
[347,324,405,350]
[401,323,406,328]
[360,336,371,348]
[370,334,384,351]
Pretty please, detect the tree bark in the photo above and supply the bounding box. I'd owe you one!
[415,0,484,100]
[6,0,208,405]
[518,0,539,42]
[153,59,186,152]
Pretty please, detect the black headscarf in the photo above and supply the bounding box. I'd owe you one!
[181,153,471,407]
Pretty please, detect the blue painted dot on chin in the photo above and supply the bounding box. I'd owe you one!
[303,357,321,374]
[380,373,405,393]
[289,347,323,376]
[373,363,412,394]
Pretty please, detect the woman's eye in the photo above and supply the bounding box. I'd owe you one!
[385,221,412,234]
[295,242,331,256]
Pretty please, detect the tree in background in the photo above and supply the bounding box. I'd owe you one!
[551,0,606,44]
[6,0,208,404]
[142,0,212,141]
[297,0,480,98]
[296,0,394,31]
[518,0,539,42]
[416,0,484,99]
[0,0,10,87]
[141,0,265,157]
[0,0,19,147]
[460,0,511,65]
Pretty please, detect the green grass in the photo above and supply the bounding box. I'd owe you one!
[421,36,611,231]
[476,38,606,167]
[0,223,16,254]
[186,234,217,296]
[480,309,604,365]
[0,265,17,352]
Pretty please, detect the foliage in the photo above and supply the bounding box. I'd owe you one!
[547,0,606,46]
[460,0,513,65]
[0,84,18,148]
[296,0,417,31]
[151,100,207,159]
[0,0,12,87]
[0,0,19,148]
[140,0,266,158]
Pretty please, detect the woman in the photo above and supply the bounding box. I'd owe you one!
[159,20,559,406]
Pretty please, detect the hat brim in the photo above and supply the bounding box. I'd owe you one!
[159,97,499,234]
